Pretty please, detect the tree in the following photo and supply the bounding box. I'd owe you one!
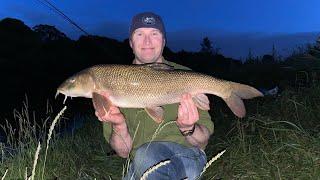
[271,44,281,61]
[261,54,275,64]
[272,44,276,60]
[33,24,69,42]
[308,36,320,58]
[0,18,40,59]
[245,48,255,64]
[200,37,213,54]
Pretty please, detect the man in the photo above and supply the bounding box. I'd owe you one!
[95,12,214,179]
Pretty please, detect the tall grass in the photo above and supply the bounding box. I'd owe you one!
[0,98,70,179]
[202,85,320,179]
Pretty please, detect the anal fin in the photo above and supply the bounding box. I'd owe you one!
[224,94,245,118]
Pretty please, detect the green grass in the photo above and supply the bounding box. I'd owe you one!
[1,85,320,179]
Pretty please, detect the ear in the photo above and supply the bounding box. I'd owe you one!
[129,39,133,48]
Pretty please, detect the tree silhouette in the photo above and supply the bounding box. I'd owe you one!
[261,54,275,64]
[308,36,320,58]
[246,48,254,64]
[33,24,69,42]
[0,18,40,59]
[200,37,213,54]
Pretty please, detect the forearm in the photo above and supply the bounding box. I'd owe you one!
[109,123,133,158]
[181,124,211,149]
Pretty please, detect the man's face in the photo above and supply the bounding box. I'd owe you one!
[130,28,165,64]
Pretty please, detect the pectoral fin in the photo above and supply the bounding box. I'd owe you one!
[92,92,112,117]
[192,94,210,110]
[145,107,164,124]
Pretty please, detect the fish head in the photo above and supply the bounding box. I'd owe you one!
[56,71,95,102]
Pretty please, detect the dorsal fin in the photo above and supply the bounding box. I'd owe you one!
[144,63,174,71]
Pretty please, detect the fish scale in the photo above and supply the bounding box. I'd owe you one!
[91,65,212,106]
[56,63,263,122]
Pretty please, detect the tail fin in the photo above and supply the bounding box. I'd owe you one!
[223,83,263,118]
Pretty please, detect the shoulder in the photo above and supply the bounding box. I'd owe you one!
[163,60,191,71]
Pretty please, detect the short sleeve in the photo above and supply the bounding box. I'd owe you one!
[197,109,214,135]
[102,122,113,144]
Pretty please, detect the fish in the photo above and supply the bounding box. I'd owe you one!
[56,63,263,123]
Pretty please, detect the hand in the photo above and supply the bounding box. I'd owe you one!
[95,106,126,126]
[176,93,199,131]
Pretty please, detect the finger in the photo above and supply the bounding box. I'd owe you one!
[181,93,187,100]
[181,99,188,120]
[110,106,120,114]
[177,104,183,121]
[183,94,198,123]
[187,95,198,120]
[178,105,183,118]
[178,103,187,124]
[184,95,196,120]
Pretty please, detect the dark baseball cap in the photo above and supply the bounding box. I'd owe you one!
[129,12,166,39]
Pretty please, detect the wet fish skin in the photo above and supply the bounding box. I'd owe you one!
[56,63,263,121]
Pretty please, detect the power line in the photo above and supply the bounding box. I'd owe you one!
[36,0,90,35]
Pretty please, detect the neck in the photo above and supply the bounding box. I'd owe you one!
[133,56,164,65]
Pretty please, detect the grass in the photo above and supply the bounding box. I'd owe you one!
[0,85,319,179]
[0,103,125,179]
[203,85,320,179]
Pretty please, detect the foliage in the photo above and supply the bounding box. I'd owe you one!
[200,37,213,54]
[33,24,69,42]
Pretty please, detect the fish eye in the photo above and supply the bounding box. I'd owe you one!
[69,78,76,83]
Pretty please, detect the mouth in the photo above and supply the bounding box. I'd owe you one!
[55,90,73,104]
[142,47,154,51]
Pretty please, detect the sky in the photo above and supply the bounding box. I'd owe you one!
[1,0,320,59]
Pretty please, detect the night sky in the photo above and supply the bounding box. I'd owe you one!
[1,0,319,59]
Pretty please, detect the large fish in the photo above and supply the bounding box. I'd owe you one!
[56,63,263,123]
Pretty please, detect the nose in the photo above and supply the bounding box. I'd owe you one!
[143,34,151,45]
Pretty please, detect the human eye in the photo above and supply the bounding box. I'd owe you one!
[134,31,143,36]
[152,31,160,36]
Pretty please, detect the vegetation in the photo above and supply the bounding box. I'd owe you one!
[0,17,319,179]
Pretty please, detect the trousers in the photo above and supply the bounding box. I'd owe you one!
[123,141,206,180]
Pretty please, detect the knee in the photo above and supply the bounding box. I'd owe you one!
[132,142,172,176]
[135,142,169,162]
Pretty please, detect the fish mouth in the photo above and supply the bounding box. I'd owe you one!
[55,90,74,104]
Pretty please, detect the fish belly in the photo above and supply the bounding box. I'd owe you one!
[108,93,182,108]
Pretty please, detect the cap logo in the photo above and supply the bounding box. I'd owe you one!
[142,16,156,25]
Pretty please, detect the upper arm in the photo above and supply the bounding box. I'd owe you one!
[102,122,113,143]
[197,109,214,135]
